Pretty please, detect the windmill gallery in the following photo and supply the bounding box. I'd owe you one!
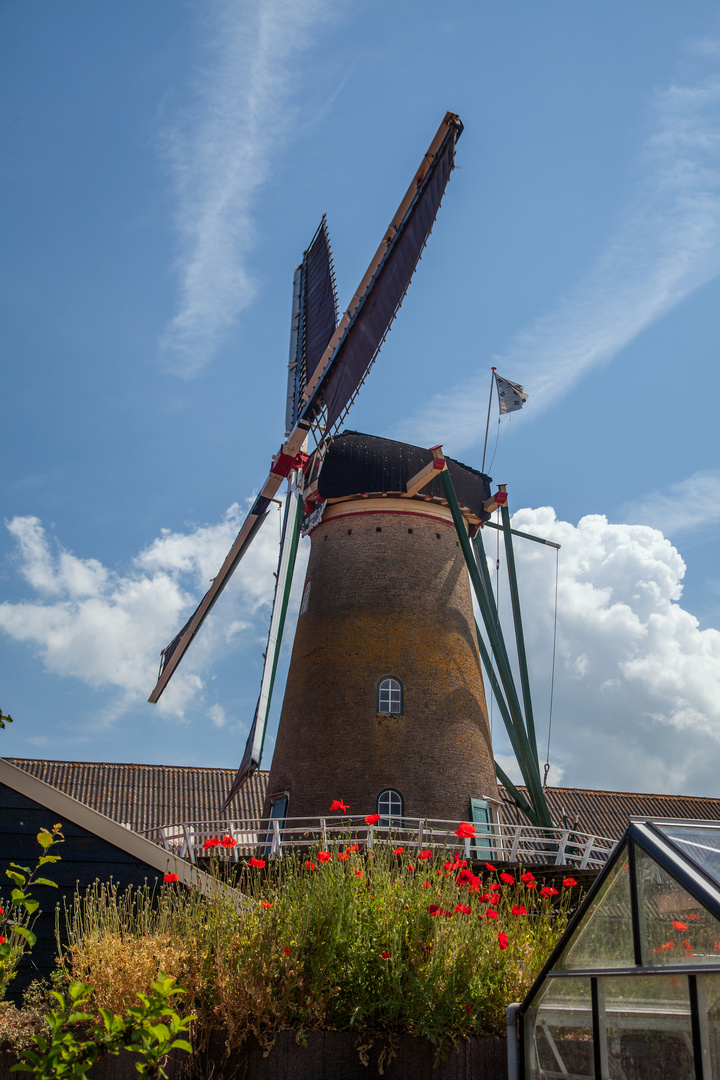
[147,112,557,836]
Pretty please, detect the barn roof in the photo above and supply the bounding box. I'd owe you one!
[500,785,720,840]
[7,758,267,834]
[7,759,719,844]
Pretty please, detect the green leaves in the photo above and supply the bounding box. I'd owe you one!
[12,974,194,1080]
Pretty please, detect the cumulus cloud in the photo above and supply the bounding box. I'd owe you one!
[620,469,720,538]
[0,504,308,724]
[486,508,720,797]
[159,0,337,377]
[399,48,720,450]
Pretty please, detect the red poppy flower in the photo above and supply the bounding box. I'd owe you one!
[283,946,291,956]
[498,931,509,950]
[465,1004,471,1017]
[457,868,473,885]
[423,881,430,889]
[688,914,699,920]
[0,907,4,916]
[520,871,535,884]
[478,893,490,903]
[467,876,482,892]
[338,852,350,862]
[355,869,363,879]
[488,896,499,907]
[164,872,179,883]
[563,877,577,887]
[525,882,537,889]
[500,872,515,885]
[347,844,360,853]
[305,861,316,871]
[454,822,476,839]
[512,905,528,916]
[317,851,332,863]
[380,951,390,959]
[485,862,496,872]
[393,847,405,855]
[249,856,266,869]
[0,936,5,944]
[202,837,220,849]
[485,909,498,921]
[260,901,273,908]
[419,850,433,860]
[407,864,415,872]
[427,905,440,915]
[454,904,472,915]
[540,886,559,898]
[682,940,692,950]
[714,942,720,951]
[365,814,381,825]
[221,835,237,847]
[329,800,349,813]
[489,882,502,891]
[672,920,689,932]
[653,941,674,952]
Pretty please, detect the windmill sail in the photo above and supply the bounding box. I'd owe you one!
[285,217,338,437]
[223,486,304,805]
[148,112,463,706]
[301,112,463,433]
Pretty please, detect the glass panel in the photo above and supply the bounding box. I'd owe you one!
[555,844,636,971]
[655,824,720,887]
[525,976,593,1079]
[377,789,402,827]
[601,974,694,1080]
[703,973,720,1080]
[635,847,720,965]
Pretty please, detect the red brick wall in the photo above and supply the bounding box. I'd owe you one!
[265,502,498,823]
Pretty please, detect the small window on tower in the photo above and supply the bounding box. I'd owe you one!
[378,677,403,715]
[300,581,311,615]
[377,789,403,827]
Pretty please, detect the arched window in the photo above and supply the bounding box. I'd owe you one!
[377,677,403,715]
[377,789,403,827]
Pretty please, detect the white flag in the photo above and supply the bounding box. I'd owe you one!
[495,374,528,414]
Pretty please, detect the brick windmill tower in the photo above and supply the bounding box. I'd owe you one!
[147,113,553,832]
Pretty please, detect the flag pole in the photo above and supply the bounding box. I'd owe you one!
[481,367,497,474]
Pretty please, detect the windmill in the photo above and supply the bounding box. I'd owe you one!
[148,112,554,831]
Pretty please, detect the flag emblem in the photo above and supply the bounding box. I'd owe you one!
[495,374,528,414]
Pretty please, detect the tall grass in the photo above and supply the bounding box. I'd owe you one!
[60,843,575,1056]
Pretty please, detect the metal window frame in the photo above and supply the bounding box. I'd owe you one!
[517,818,720,1079]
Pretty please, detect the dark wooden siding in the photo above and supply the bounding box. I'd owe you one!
[0,782,164,999]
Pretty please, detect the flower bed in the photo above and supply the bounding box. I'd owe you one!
[57,835,577,1061]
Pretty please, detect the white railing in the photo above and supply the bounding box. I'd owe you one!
[139,815,616,870]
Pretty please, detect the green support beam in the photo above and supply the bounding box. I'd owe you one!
[439,467,553,828]
[499,502,540,771]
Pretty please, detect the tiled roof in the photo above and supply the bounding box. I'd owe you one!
[7,760,719,843]
[7,758,268,834]
[500,786,720,840]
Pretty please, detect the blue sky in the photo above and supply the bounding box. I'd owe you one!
[1,1,719,796]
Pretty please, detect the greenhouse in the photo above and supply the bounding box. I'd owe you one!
[517,818,720,1079]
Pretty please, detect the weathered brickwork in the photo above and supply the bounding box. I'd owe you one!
[265,500,498,822]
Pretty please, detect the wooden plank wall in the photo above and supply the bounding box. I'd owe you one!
[0,782,164,999]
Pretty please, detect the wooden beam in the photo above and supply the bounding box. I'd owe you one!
[403,455,447,498]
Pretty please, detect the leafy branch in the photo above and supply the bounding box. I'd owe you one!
[12,974,194,1080]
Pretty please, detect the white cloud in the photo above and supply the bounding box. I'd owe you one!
[399,51,720,450]
[620,469,720,537]
[159,0,336,377]
[0,503,308,723]
[488,508,720,796]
